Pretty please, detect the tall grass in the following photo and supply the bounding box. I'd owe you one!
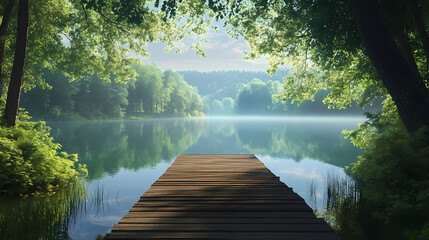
[0,179,86,240]
[88,182,112,215]
[325,171,359,213]
[321,171,364,239]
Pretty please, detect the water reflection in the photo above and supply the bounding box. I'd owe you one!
[49,119,207,180]
[186,117,363,167]
[44,116,365,239]
[49,117,363,176]
[233,118,363,166]
[0,180,86,240]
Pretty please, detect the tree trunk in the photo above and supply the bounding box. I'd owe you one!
[3,0,29,127]
[410,0,429,81]
[0,0,17,100]
[391,1,420,78]
[353,0,429,132]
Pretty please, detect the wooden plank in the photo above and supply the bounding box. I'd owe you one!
[175,154,256,158]
[131,202,312,208]
[144,186,289,190]
[157,177,280,181]
[158,174,279,177]
[118,217,327,224]
[105,232,339,240]
[138,199,304,204]
[139,195,303,201]
[104,154,337,240]
[132,202,309,207]
[128,205,312,212]
[152,182,287,188]
[111,223,334,232]
[140,194,301,199]
[123,211,318,218]
[163,166,273,170]
[142,191,298,197]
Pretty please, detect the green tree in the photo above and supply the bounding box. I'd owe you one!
[221,97,234,114]
[236,79,272,114]
[188,91,205,116]
[228,0,428,131]
[72,74,128,119]
[124,64,205,117]
[21,70,79,119]
[4,0,29,127]
[0,0,16,100]
[128,64,165,114]
[156,0,428,131]
[210,99,224,114]
[0,0,211,126]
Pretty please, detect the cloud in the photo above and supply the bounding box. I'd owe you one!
[86,215,124,226]
[280,167,324,181]
[131,26,269,71]
[202,31,225,39]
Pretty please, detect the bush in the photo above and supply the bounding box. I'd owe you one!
[349,125,429,239]
[340,97,429,239]
[0,118,87,197]
[191,110,206,117]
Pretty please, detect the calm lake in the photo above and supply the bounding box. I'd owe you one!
[47,116,364,239]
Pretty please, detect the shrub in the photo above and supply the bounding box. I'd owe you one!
[0,118,87,197]
[341,98,429,239]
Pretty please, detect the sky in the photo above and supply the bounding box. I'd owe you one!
[131,28,271,72]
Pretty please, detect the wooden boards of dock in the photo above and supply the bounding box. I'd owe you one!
[104,154,339,240]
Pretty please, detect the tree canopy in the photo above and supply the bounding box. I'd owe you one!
[0,0,212,125]
[20,64,205,119]
[2,0,428,130]
[155,0,429,132]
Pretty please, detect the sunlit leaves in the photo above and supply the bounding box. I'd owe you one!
[0,0,220,94]
[0,113,87,196]
[200,0,402,113]
[126,64,205,116]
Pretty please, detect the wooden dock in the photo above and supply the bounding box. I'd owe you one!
[104,154,338,239]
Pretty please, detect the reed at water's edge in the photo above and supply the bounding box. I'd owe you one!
[0,179,86,240]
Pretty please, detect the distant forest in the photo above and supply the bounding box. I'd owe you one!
[21,67,380,120]
[180,71,381,115]
[179,69,290,99]
[21,64,205,120]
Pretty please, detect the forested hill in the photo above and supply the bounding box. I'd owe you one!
[20,64,205,120]
[179,69,290,100]
[180,70,381,116]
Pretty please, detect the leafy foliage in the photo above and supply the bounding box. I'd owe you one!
[352,126,429,239]
[21,64,205,120]
[0,112,87,197]
[180,69,290,100]
[236,79,273,114]
[152,0,390,109]
[334,99,429,239]
[233,79,380,115]
[128,65,205,117]
[0,0,216,97]
[21,70,128,120]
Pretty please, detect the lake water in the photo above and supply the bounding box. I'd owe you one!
[47,116,364,239]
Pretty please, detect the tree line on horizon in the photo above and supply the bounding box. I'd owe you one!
[205,78,381,116]
[21,67,380,120]
[21,64,205,120]
[1,0,429,237]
